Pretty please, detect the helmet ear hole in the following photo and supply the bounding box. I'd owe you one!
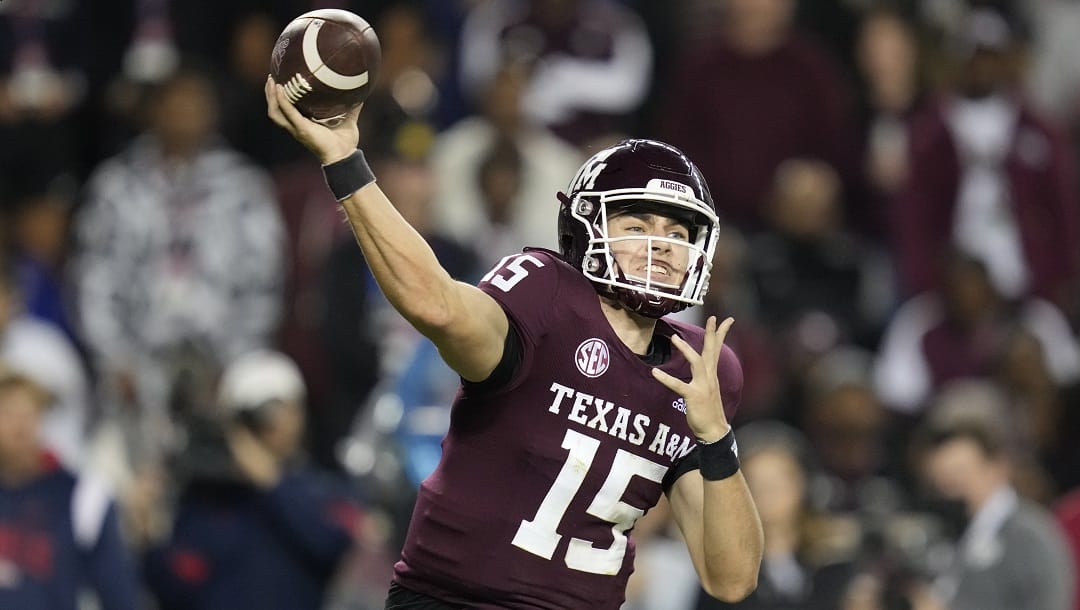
[585,256,601,273]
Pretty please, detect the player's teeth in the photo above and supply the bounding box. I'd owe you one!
[648,265,667,275]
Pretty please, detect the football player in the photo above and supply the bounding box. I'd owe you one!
[266,78,763,609]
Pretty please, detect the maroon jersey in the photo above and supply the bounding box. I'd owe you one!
[393,249,743,609]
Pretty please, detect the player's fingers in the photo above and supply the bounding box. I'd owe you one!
[702,316,733,367]
[651,367,689,394]
[265,77,292,130]
[700,316,719,362]
[264,76,277,113]
[273,83,313,132]
[711,317,735,365]
[669,334,705,376]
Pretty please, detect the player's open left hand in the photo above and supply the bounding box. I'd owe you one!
[265,75,360,165]
[651,316,734,443]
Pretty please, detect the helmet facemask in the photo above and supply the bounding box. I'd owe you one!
[563,182,720,318]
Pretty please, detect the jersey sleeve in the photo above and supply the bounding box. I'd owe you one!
[477,250,563,353]
[717,344,744,422]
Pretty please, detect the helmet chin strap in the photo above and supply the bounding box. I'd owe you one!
[601,291,658,318]
[605,259,684,318]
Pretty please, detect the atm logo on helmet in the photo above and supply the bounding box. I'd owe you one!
[575,338,610,378]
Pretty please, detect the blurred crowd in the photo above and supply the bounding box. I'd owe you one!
[3,0,1080,608]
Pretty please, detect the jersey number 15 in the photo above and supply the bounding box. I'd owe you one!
[511,429,668,575]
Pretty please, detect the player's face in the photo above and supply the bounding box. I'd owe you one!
[606,211,690,288]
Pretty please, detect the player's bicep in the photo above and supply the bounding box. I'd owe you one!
[444,250,556,382]
[428,281,510,382]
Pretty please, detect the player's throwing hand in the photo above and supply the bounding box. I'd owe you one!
[264,76,360,165]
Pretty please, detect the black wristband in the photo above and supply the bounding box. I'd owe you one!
[322,149,376,201]
[698,429,740,481]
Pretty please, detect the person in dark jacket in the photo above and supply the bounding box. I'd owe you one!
[142,349,363,610]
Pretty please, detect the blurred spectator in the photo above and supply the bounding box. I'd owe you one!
[356,3,443,165]
[70,67,285,477]
[655,0,859,231]
[337,340,457,553]
[853,5,927,238]
[265,177,352,474]
[94,0,181,161]
[874,251,1080,414]
[309,232,383,472]
[94,0,303,164]
[693,229,783,421]
[0,365,139,610]
[141,349,363,610]
[0,0,89,184]
[696,421,858,609]
[1,167,80,343]
[1024,0,1080,140]
[118,0,298,83]
[747,158,893,351]
[0,256,90,470]
[120,0,178,86]
[995,329,1080,494]
[893,7,1080,310]
[219,10,309,169]
[913,381,1074,610]
[802,347,907,514]
[459,0,653,147]
[794,0,864,76]
[431,59,583,264]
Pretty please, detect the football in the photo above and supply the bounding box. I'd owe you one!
[269,9,381,125]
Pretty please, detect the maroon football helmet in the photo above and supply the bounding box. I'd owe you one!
[558,139,720,318]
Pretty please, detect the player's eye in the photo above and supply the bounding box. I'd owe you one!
[668,230,689,241]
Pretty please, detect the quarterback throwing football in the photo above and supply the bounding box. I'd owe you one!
[266,78,763,609]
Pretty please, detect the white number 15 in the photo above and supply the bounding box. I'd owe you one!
[511,429,668,575]
[480,254,546,293]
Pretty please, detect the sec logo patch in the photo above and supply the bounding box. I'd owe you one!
[575,338,610,378]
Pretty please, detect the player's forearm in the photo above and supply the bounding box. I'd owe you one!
[339,183,461,332]
[699,473,763,602]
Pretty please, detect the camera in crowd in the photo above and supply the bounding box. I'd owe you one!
[164,343,307,485]
[852,508,957,610]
